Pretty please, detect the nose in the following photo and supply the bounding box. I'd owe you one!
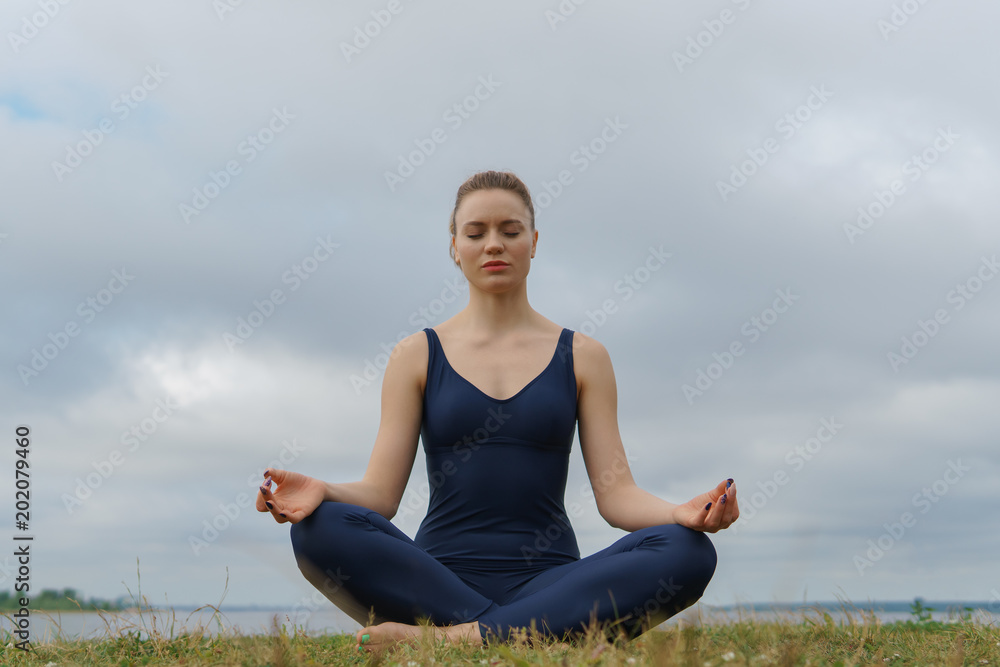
[484,230,504,253]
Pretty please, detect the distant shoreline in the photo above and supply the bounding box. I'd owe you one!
[0,588,133,613]
[100,600,998,613]
[10,606,147,613]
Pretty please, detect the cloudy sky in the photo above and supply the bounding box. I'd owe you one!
[2,0,998,626]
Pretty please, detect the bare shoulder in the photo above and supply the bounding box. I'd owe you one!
[568,330,614,396]
[385,330,430,392]
[570,329,611,364]
[393,329,430,354]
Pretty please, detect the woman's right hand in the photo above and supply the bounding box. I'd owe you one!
[256,468,325,524]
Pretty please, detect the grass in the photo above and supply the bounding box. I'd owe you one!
[2,601,998,666]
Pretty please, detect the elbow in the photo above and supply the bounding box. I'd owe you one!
[363,478,399,520]
[597,504,621,531]
[378,500,398,521]
[382,495,403,521]
[602,513,630,532]
[596,484,633,531]
[602,512,634,533]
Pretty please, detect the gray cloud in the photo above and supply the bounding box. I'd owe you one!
[1,0,998,614]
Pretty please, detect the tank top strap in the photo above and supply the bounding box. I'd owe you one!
[422,326,445,393]
[555,327,574,369]
[555,327,576,407]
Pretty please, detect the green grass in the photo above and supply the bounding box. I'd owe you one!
[2,603,998,666]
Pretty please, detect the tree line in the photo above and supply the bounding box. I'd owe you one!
[0,588,130,611]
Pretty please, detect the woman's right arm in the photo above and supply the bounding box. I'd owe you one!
[258,332,427,523]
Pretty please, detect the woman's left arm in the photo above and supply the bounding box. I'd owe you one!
[575,333,739,534]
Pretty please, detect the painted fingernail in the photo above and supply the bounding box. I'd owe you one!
[278,512,287,519]
[727,479,733,488]
[265,501,274,510]
[265,478,272,488]
[362,634,370,644]
[264,469,271,477]
[704,502,712,511]
[721,494,728,505]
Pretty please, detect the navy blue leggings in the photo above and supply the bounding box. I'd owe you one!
[289,501,717,645]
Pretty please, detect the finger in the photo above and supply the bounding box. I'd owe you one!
[705,479,727,506]
[258,483,287,523]
[264,468,286,485]
[713,495,729,531]
[281,508,306,524]
[697,501,716,532]
[274,507,297,523]
[269,502,289,523]
[256,488,268,512]
[705,484,733,532]
[720,480,737,525]
[705,497,724,532]
[726,483,740,525]
[257,481,272,503]
[256,474,275,512]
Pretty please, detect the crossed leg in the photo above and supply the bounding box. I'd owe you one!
[478,522,717,643]
[289,501,717,653]
[290,501,495,652]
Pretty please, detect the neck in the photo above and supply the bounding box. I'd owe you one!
[454,278,540,336]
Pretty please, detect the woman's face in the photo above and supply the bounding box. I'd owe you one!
[452,189,537,290]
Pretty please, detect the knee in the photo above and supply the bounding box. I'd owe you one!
[289,501,367,563]
[687,530,718,589]
[675,529,716,605]
[650,524,718,596]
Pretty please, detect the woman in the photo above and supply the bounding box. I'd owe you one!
[257,170,739,655]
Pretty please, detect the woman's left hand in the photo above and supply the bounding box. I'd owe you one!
[672,479,738,533]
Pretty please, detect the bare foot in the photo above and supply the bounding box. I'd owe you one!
[355,620,482,655]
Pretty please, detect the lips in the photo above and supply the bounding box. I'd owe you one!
[482,262,509,268]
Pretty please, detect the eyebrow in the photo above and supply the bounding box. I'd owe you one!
[460,219,526,229]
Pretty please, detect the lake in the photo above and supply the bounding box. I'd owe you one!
[4,602,998,643]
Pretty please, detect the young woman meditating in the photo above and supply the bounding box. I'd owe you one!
[257,170,738,655]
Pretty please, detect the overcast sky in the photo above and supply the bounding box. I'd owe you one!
[2,0,998,628]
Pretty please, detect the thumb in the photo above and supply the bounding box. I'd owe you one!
[264,468,287,484]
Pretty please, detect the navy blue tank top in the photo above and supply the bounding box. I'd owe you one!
[414,327,581,578]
